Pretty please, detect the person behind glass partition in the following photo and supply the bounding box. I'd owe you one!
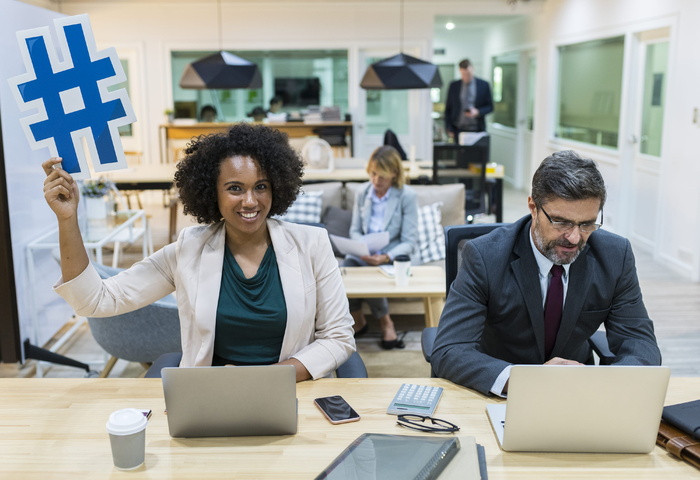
[199,104,217,122]
[247,106,266,123]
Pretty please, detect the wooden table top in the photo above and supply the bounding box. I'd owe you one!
[1,377,697,479]
[341,265,446,299]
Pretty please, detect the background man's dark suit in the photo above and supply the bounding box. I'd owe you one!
[431,216,661,395]
[444,77,494,134]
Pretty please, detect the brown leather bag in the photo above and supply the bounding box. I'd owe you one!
[657,421,700,470]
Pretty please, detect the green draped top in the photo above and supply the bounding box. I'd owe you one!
[213,245,287,365]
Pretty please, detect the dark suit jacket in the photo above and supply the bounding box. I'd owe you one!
[431,216,662,395]
[444,77,493,134]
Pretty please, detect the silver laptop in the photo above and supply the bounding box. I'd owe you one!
[161,365,297,438]
[486,365,670,453]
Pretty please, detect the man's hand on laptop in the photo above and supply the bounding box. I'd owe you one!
[544,357,584,366]
[502,358,584,394]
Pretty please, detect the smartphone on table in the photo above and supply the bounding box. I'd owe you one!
[314,395,360,424]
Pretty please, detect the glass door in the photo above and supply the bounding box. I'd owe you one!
[628,29,669,248]
[638,41,669,157]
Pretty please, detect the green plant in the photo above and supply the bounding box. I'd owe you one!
[80,178,115,198]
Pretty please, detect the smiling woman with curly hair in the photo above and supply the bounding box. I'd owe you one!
[42,123,355,382]
[176,123,303,223]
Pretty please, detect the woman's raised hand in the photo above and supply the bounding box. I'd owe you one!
[42,157,80,220]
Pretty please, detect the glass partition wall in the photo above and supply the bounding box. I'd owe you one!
[170,50,349,122]
[556,36,625,148]
[491,53,518,129]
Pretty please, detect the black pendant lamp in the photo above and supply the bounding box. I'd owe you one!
[180,52,262,89]
[179,0,261,89]
[360,0,442,90]
[360,53,442,90]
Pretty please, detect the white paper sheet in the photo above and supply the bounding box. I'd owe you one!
[330,232,389,257]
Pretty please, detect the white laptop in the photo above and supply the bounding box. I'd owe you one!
[161,365,297,438]
[486,365,670,453]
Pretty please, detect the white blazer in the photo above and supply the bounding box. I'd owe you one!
[54,219,355,379]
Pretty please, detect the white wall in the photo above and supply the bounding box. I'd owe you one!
[0,0,73,357]
[433,26,488,79]
[44,0,544,165]
[530,0,700,280]
[21,0,700,280]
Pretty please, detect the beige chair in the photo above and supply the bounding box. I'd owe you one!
[301,138,335,172]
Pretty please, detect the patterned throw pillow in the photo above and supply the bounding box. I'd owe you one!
[416,202,445,263]
[275,190,323,224]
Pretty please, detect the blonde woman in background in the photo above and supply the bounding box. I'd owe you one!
[343,145,418,350]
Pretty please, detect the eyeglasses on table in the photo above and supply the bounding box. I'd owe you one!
[396,414,460,433]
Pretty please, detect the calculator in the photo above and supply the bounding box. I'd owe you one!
[386,383,443,416]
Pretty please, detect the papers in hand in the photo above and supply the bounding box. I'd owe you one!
[329,232,389,257]
[458,131,488,146]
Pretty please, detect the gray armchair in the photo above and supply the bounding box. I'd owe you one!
[145,351,368,379]
[89,263,181,377]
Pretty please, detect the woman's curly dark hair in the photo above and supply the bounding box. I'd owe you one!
[174,123,304,224]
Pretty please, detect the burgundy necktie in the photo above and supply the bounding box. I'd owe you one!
[543,265,565,358]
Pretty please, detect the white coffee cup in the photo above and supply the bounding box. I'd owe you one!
[106,408,148,470]
[393,255,411,287]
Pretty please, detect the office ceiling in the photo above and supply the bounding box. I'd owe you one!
[48,0,538,4]
[434,14,525,31]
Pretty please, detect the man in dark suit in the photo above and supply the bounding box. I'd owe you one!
[431,150,661,396]
[444,59,493,137]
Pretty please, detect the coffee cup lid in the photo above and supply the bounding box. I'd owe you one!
[394,255,410,262]
[106,408,148,436]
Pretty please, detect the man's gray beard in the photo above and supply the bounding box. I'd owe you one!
[533,221,582,265]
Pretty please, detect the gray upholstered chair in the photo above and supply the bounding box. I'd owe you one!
[89,263,181,377]
[145,351,368,379]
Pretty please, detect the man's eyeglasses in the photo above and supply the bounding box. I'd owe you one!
[540,206,603,234]
[396,414,460,433]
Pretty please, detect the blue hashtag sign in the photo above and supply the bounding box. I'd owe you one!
[8,15,136,179]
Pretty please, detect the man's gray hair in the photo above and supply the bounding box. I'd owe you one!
[531,150,607,209]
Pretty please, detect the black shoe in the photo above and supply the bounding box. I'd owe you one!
[380,338,405,350]
[353,324,369,338]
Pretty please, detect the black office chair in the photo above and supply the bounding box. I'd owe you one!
[145,351,368,379]
[312,125,350,158]
[383,129,407,160]
[422,224,504,367]
[459,143,489,223]
[421,223,614,366]
[432,142,489,222]
[444,224,505,297]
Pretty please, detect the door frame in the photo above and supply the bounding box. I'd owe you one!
[619,27,670,252]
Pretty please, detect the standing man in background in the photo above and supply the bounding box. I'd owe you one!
[444,59,493,138]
